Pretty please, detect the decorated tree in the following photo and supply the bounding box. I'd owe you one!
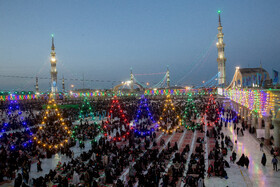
[133,95,156,137]
[158,94,182,134]
[33,97,71,149]
[102,96,130,141]
[0,100,33,149]
[182,92,200,130]
[205,94,220,125]
[79,97,94,120]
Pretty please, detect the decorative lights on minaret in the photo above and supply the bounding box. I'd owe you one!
[35,76,39,94]
[62,76,65,93]
[50,34,58,93]
[130,68,134,91]
[167,66,170,88]
[216,10,226,86]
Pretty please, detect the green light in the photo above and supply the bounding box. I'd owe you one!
[217,10,221,14]
[51,34,54,37]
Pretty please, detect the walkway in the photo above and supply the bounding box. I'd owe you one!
[205,116,280,187]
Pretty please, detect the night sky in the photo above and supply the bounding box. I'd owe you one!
[0,0,280,91]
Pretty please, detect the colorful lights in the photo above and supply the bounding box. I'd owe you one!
[102,96,130,141]
[182,92,200,130]
[133,95,156,137]
[158,94,182,133]
[79,97,94,120]
[224,88,278,118]
[33,97,71,149]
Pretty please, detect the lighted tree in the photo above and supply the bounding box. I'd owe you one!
[79,97,94,119]
[33,97,71,150]
[182,92,200,130]
[133,95,156,136]
[102,96,130,141]
[158,94,182,134]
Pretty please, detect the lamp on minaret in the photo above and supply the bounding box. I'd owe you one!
[35,77,39,94]
[130,68,134,91]
[50,34,58,94]
[62,76,65,93]
[167,66,170,88]
[216,10,226,86]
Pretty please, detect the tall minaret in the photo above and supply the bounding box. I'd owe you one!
[167,66,170,88]
[50,34,58,93]
[216,10,226,86]
[62,76,65,93]
[35,76,39,94]
[130,68,134,91]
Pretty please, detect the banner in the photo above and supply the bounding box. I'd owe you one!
[262,73,267,87]
[258,73,262,86]
[273,69,279,85]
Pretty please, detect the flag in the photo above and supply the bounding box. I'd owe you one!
[262,73,267,87]
[273,69,279,85]
[248,76,251,86]
[252,75,256,85]
[258,73,262,86]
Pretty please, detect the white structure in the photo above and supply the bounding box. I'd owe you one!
[50,34,58,93]
[216,11,226,86]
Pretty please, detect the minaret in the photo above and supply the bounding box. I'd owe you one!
[130,68,134,91]
[167,66,170,88]
[62,76,65,93]
[216,10,226,86]
[50,34,58,93]
[35,77,39,94]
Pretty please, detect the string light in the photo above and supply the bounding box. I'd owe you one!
[102,96,130,141]
[158,94,182,133]
[182,92,200,130]
[133,95,156,136]
[33,97,71,149]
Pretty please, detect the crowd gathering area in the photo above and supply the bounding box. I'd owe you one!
[0,93,279,187]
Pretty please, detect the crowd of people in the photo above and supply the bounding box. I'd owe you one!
[0,94,278,187]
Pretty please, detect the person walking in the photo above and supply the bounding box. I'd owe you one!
[260,142,264,152]
[232,151,237,163]
[272,156,278,171]
[245,156,250,169]
[37,159,43,172]
[261,153,267,166]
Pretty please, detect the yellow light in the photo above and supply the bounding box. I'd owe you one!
[39,126,43,129]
